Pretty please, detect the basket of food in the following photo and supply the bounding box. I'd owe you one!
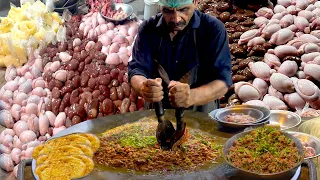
[223,127,304,179]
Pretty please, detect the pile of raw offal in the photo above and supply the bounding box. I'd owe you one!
[197,0,274,108]
[86,0,123,12]
[198,0,320,117]
[0,12,142,176]
[86,0,127,20]
[236,0,320,116]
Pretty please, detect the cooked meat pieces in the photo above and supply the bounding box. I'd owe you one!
[224,113,256,123]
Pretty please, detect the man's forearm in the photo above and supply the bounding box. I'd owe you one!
[130,75,147,97]
[190,80,228,106]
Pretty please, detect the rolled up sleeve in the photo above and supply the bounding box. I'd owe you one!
[128,21,153,81]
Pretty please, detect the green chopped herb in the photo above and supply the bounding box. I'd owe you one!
[119,134,157,148]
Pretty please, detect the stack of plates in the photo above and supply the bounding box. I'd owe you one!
[209,105,271,129]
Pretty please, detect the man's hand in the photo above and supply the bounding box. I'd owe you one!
[140,78,164,102]
[168,81,194,108]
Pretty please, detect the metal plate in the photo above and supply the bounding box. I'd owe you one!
[100,3,134,23]
[31,110,236,180]
[223,130,305,180]
[287,131,320,159]
[269,110,301,130]
[215,107,264,124]
[209,105,271,129]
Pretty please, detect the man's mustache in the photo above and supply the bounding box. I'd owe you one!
[168,21,186,27]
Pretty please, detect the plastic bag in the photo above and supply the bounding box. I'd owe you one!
[45,0,55,12]
[34,16,44,31]
[37,40,46,51]
[56,25,66,43]
[7,34,27,65]
[26,36,39,50]
[62,9,72,22]
[296,103,310,116]
[44,30,57,45]
[20,0,35,6]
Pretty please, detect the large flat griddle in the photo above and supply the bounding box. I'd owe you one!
[15,110,318,180]
[31,110,232,180]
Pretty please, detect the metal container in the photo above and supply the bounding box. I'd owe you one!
[53,0,79,8]
[287,131,320,159]
[223,130,305,179]
[54,0,79,14]
[209,105,271,129]
[100,3,134,23]
[41,0,79,14]
[215,107,264,123]
[269,110,301,130]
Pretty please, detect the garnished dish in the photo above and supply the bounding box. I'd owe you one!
[224,113,257,123]
[94,117,223,172]
[227,127,302,174]
[32,133,100,180]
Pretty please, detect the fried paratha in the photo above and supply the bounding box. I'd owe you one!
[36,154,94,176]
[36,156,86,180]
[37,145,92,159]
[78,133,100,152]
[46,134,92,147]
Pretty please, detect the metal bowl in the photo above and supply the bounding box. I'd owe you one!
[216,107,264,123]
[287,131,320,159]
[99,3,133,23]
[41,0,78,8]
[223,129,305,179]
[54,0,79,14]
[209,105,270,129]
[269,110,302,130]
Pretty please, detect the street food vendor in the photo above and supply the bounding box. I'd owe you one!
[128,0,232,113]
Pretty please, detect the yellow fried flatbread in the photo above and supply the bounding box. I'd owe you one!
[36,154,50,166]
[78,133,100,152]
[36,156,86,180]
[36,144,93,165]
[39,175,69,180]
[35,163,50,176]
[72,144,94,157]
[70,154,95,176]
[37,145,89,158]
[36,154,94,176]
[32,144,45,159]
[46,134,92,148]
